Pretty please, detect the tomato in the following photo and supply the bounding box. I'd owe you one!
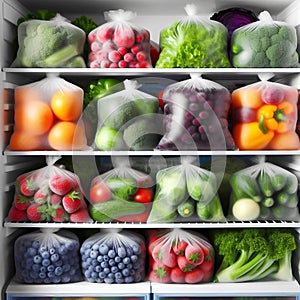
[133,188,153,203]
[158,90,165,111]
[89,181,112,204]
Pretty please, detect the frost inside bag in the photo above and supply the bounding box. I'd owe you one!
[95,79,161,150]
[228,157,300,221]
[148,156,226,223]
[80,229,146,283]
[14,229,82,283]
[88,9,152,68]
[7,156,92,223]
[147,228,215,283]
[155,4,231,68]
[11,14,86,68]
[231,11,299,68]
[89,157,154,222]
[231,77,300,150]
[157,74,236,150]
[9,74,88,151]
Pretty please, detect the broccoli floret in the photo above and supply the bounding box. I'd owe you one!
[278,25,297,44]
[266,43,291,67]
[211,228,296,283]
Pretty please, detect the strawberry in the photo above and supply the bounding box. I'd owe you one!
[113,27,135,48]
[50,193,62,206]
[177,255,196,272]
[7,205,27,221]
[184,268,205,283]
[62,190,82,213]
[49,174,74,196]
[14,194,31,211]
[19,176,37,196]
[69,208,91,223]
[172,240,188,256]
[27,203,50,222]
[185,244,205,265]
[152,244,177,268]
[148,261,171,283]
[51,206,69,222]
[199,258,214,273]
[33,187,50,204]
[96,26,114,43]
[170,266,186,283]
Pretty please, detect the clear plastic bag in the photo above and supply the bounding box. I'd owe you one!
[14,228,82,283]
[11,14,86,68]
[155,4,231,68]
[228,157,300,221]
[231,11,299,68]
[147,156,226,223]
[231,78,300,150]
[156,74,236,150]
[95,79,161,150]
[88,157,154,223]
[88,9,152,68]
[8,74,88,151]
[80,229,146,283]
[7,156,92,223]
[147,228,214,283]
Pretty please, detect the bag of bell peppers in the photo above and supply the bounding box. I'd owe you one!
[231,80,300,150]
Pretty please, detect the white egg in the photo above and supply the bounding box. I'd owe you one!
[232,198,260,221]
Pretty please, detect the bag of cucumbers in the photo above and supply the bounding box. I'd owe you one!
[88,157,154,222]
[228,156,300,221]
[147,156,226,223]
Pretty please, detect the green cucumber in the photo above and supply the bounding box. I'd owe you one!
[284,174,298,194]
[258,171,274,197]
[177,198,195,217]
[270,173,287,191]
[196,195,225,222]
[106,177,137,200]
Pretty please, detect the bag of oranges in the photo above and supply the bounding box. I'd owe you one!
[9,74,88,151]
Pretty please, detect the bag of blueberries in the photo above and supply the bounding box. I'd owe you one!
[80,228,146,283]
[157,74,236,150]
[14,229,82,284]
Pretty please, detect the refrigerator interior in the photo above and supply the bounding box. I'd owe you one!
[1,0,300,299]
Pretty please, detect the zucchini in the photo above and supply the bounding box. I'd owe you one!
[177,198,195,217]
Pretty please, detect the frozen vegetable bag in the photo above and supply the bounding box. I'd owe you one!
[147,228,215,283]
[155,4,231,68]
[14,229,82,283]
[11,14,86,68]
[95,79,161,150]
[7,155,92,223]
[228,157,300,222]
[157,74,236,150]
[80,229,146,283]
[9,74,87,151]
[231,11,299,68]
[88,9,152,68]
[231,77,300,150]
[147,156,226,223]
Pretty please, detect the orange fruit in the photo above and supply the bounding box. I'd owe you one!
[9,131,43,150]
[51,89,83,121]
[48,121,87,150]
[14,99,54,135]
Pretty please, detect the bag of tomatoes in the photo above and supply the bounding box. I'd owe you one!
[88,157,154,223]
[8,74,88,151]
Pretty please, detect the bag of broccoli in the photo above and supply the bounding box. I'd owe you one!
[88,9,152,68]
[155,4,231,68]
[95,79,162,150]
[80,229,146,283]
[228,156,300,222]
[231,11,299,68]
[156,74,236,150]
[11,14,86,68]
[147,156,226,223]
[14,228,82,283]
[8,74,88,151]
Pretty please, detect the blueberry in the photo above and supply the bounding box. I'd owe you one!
[31,240,40,249]
[27,247,37,257]
[122,268,130,277]
[63,264,71,272]
[33,255,42,264]
[92,244,99,251]
[41,251,50,259]
[123,257,130,264]
[115,272,122,279]
[86,257,92,265]
[107,272,115,279]
[49,247,56,255]
[99,244,109,255]
[117,247,127,258]
[91,271,98,279]
[103,267,110,274]
[100,261,108,268]
[94,265,101,273]
[91,259,98,266]
[108,249,116,258]
[115,278,124,283]
[130,255,138,262]
[97,255,103,262]
[58,246,67,255]
[54,260,63,267]
[111,266,118,273]
[118,262,125,270]
[67,243,74,251]
[108,259,115,266]
[88,265,94,272]
[43,277,51,284]
[84,270,91,278]
[127,263,133,270]
[50,254,59,262]
[42,259,50,267]
[133,244,142,255]
[114,256,121,263]
[61,274,71,283]
[51,276,61,283]
[47,265,54,272]
[125,276,134,283]
[47,271,55,278]
[90,250,98,259]
[39,272,46,279]
[126,248,133,256]
[30,271,39,279]
[40,266,47,273]
[104,277,114,284]
[55,267,63,276]
[99,271,106,278]
[31,264,40,272]
[38,246,47,254]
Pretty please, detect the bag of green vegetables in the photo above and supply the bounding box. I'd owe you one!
[155,4,231,68]
[147,156,226,223]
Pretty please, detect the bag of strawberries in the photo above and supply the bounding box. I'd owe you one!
[7,156,92,223]
[147,228,215,283]
[88,9,152,68]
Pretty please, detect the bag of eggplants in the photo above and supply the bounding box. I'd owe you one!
[156,74,236,150]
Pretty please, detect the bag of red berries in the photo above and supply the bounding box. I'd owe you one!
[88,9,152,68]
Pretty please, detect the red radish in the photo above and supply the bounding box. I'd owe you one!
[90,61,100,68]
[172,240,188,256]
[136,61,151,68]
[185,244,205,265]
[148,261,171,283]
[109,62,118,68]
[108,50,122,63]
[100,60,110,68]
[62,190,82,214]
[69,208,91,223]
[96,27,114,43]
[14,194,31,211]
[152,244,177,268]
[8,205,27,221]
[52,206,69,222]
[118,60,127,68]
[199,258,214,272]
[91,41,101,52]
[136,51,146,62]
[170,266,186,283]
[129,61,137,68]
[88,31,97,43]
[131,45,141,54]
[113,27,135,48]
[184,268,205,283]
[96,50,107,60]
[33,188,49,204]
[177,255,196,272]
[124,52,134,62]
[102,40,115,51]
[49,174,73,196]
[135,33,144,43]
[118,47,127,56]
